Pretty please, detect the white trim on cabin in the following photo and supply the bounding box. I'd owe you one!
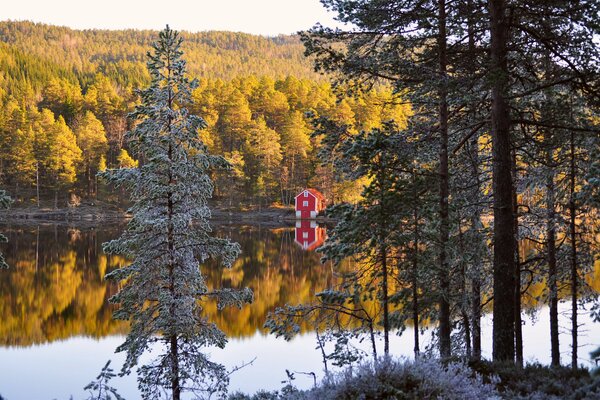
[295,189,317,201]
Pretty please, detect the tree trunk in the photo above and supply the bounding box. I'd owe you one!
[87,163,92,197]
[381,243,390,356]
[36,162,40,208]
[545,130,560,367]
[170,333,181,400]
[569,128,578,370]
[412,169,420,357]
[166,54,181,400]
[437,0,451,359]
[490,0,516,363]
[512,149,523,367]
[458,221,471,359]
[466,2,481,360]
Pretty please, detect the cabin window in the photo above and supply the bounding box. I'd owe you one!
[303,232,308,239]
[303,201,308,207]
[304,191,308,197]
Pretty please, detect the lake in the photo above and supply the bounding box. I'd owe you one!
[0,222,598,400]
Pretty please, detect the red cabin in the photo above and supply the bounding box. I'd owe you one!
[294,220,326,251]
[294,188,326,219]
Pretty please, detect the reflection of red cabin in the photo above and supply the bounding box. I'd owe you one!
[294,220,326,251]
[295,188,326,219]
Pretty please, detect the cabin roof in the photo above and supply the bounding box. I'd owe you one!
[295,188,325,201]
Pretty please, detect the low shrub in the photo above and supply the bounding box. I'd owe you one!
[230,357,499,400]
[470,360,600,400]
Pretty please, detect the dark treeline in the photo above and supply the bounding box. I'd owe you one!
[0,21,409,207]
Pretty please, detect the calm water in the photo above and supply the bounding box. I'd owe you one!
[0,222,598,400]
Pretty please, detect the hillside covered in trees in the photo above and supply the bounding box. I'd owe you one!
[0,21,409,208]
[0,10,599,398]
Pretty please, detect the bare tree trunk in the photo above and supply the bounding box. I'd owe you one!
[315,329,329,375]
[458,221,471,359]
[87,163,92,197]
[466,3,481,360]
[36,162,40,208]
[471,255,482,360]
[382,243,390,356]
[569,128,578,370]
[490,0,516,363]
[412,169,420,357]
[545,130,560,367]
[168,148,181,400]
[369,320,378,360]
[437,0,451,359]
[512,149,523,367]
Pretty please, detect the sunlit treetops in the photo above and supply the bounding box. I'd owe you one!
[0,20,411,206]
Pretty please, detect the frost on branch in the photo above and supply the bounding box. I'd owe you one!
[84,360,124,400]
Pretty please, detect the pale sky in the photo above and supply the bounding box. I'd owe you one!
[2,0,343,36]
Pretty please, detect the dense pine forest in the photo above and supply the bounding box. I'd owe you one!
[0,4,599,398]
[0,21,408,208]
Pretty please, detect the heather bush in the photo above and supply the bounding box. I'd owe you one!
[230,357,499,400]
[470,360,600,400]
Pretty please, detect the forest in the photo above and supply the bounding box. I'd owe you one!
[0,0,599,398]
[0,20,408,208]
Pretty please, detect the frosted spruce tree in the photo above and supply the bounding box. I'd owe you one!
[100,26,252,400]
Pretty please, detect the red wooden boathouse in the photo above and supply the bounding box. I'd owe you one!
[294,188,326,219]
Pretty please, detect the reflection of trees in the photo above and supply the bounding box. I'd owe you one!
[2,224,596,345]
[203,225,337,337]
[0,225,127,346]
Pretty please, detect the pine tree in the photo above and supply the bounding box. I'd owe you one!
[116,149,137,168]
[100,26,252,400]
[35,110,82,207]
[75,110,108,196]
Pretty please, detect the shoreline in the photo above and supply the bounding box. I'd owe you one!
[0,204,334,226]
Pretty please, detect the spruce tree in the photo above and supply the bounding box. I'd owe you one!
[100,26,252,400]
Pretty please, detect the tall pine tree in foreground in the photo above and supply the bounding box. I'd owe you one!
[100,26,252,400]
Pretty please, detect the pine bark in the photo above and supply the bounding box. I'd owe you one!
[490,0,516,363]
[437,0,451,359]
[379,165,390,356]
[569,128,578,370]
[512,150,523,367]
[466,0,481,360]
[382,243,390,356]
[412,168,420,357]
[458,223,472,359]
[545,130,560,367]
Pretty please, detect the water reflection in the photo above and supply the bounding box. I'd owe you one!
[0,222,598,348]
[0,222,338,346]
[294,220,326,251]
[0,224,128,347]
[1,222,599,399]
